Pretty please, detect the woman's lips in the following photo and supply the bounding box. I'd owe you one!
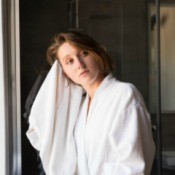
[80,70,89,76]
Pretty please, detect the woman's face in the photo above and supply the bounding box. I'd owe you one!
[57,42,102,87]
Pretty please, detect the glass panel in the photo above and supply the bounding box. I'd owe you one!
[160,6,175,112]
[20,0,166,174]
[149,2,175,175]
[148,3,160,174]
[160,5,175,174]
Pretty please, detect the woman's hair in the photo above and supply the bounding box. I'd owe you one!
[47,31,113,76]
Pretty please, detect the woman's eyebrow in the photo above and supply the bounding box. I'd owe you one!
[62,55,70,61]
[62,50,80,61]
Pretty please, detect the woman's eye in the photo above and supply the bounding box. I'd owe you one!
[66,59,73,65]
[80,51,88,57]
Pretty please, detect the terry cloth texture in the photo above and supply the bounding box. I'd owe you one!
[26,60,83,175]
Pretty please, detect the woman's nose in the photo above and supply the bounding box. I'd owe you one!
[76,58,85,69]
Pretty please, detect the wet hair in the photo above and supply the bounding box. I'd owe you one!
[47,31,113,76]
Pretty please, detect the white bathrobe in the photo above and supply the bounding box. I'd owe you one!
[74,74,155,175]
[26,60,155,175]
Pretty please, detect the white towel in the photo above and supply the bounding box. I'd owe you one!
[26,60,84,175]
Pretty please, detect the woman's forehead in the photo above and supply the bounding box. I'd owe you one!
[57,42,83,60]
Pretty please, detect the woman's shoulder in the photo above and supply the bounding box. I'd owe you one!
[109,77,145,107]
[109,77,137,95]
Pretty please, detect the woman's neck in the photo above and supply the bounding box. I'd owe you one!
[82,74,104,100]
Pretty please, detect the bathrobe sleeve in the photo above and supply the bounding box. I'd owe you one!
[104,105,155,175]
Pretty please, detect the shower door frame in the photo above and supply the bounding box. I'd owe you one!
[1,0,21,174]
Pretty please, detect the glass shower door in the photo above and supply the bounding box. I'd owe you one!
[149,2,175,175]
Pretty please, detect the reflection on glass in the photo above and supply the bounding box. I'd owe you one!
[149,4,175,174]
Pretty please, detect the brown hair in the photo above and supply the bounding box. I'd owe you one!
[47,31,113,76]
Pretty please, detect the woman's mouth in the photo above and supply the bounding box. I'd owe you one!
[80,70,89,76]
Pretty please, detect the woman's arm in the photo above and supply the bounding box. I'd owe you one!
[103,105,155,175]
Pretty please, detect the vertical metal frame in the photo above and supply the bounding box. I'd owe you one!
[0,0,6,174]
[155,0,162,174]
[2,0,21,174]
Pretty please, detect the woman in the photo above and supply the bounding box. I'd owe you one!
[27,31,155,175]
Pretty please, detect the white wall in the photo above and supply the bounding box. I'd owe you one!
[0,0,6,174]
[160,6,175,112]
[149,5,175,112]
